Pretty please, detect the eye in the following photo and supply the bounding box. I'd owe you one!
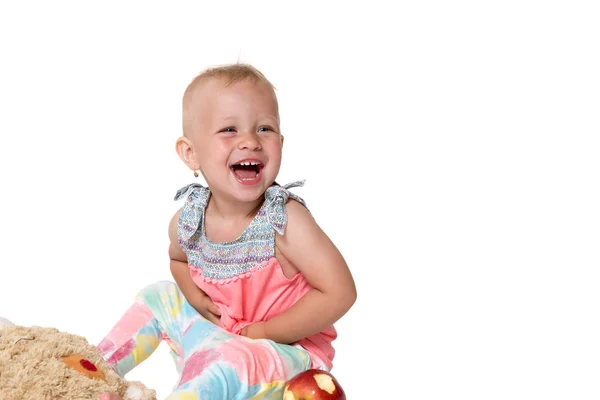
[219,127,237,133]
[258,126,275,133]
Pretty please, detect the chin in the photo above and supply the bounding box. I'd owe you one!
[226,182,266,203]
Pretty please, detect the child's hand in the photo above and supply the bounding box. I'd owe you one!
[240,322,267,340]
[99,393,121,400]
[191,294,222,325]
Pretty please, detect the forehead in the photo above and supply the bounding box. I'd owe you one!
[194,78,277,111]
[183,77,280,137]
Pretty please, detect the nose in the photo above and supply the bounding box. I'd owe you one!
[237,131,261,151]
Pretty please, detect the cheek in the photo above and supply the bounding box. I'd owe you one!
[200,141,230,163]
[263,138,283,159]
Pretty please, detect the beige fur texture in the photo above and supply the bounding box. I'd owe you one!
[0,325,156,400]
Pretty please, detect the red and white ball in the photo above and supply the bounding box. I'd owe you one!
[283,369,346,399]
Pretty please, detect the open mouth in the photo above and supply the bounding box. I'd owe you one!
[230,160,264,183]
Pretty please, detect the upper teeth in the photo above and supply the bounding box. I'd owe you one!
[238,161,259,166]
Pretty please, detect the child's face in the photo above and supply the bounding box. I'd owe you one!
[190,78,283,202]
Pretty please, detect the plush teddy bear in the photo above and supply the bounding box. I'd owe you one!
[0,317,156,400]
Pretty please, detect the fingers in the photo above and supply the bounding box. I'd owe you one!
[205,312,221,326]
[208,302,221,316]
[193,296,221,325]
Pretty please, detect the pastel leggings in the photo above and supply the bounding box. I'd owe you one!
[97,281,312,400]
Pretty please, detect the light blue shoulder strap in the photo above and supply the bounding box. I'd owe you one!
[264,180,307,235]
[174,183,210,245]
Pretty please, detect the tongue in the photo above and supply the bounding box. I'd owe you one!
[232,166,258,179]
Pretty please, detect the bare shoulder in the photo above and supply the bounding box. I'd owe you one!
[168,208,187,262]
[168,208,182,230]
[277,198,321,244]
[277,198,341,266]
[286,197,316,226]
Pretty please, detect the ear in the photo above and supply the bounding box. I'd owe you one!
[175,136,199,171]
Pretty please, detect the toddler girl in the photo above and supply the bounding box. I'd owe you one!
[98,63,357,399]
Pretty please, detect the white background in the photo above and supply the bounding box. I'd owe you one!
[1,1,599,399]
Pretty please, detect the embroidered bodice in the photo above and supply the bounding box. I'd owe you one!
[174,180,306,282]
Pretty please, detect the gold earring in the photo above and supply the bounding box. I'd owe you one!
[194,170,199,178]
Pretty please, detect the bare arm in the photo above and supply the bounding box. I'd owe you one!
[245,200,357,343]
[168,209,221,324]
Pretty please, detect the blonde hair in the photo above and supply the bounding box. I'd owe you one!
[182,63,278,137]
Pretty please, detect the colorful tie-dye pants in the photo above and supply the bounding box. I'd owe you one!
[97,281,313,399]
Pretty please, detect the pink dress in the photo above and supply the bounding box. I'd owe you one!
[176,180,337,370]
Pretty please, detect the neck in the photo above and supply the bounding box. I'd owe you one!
[208,192,264,221]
